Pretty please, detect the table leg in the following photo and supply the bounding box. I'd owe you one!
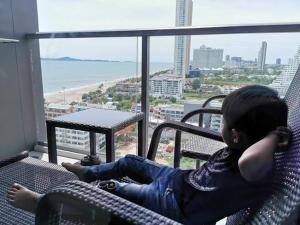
[89,132,97,156]
[138,119,146,157]
[106,131,115,162]
[46,122,57,164]
[196,159,201,169]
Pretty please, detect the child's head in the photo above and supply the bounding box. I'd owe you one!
[221,85,288,150]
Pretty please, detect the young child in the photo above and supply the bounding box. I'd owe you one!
[7,85,291,225]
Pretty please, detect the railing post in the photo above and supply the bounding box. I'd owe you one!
[140,36,150,157]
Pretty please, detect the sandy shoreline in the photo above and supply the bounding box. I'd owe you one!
[45,76,134,104]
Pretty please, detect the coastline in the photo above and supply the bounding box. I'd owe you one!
[44,76,136,104]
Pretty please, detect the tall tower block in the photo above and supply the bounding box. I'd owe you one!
[174,0,193,78]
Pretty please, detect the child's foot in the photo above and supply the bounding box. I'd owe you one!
[62,162,87,181]
[7,183,41,213]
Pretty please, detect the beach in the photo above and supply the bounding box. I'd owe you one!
[45,77,133,104]
[41,60,171,104]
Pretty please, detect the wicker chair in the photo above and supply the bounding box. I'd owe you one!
[224,70,300,225]
[0,153,78,225]
[1,69,300,224]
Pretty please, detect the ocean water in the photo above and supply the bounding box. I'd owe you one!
[41,60,172,94]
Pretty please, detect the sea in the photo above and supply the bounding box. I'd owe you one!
[41,60,172,94]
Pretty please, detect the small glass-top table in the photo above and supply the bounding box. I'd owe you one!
[46,108,145,164]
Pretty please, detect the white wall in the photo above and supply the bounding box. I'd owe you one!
[0,0,45,159]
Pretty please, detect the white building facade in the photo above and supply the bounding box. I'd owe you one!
[209,114,223,132]
[152,105,184,122]
[115,82,141,95]
[150,75,183,99]
[192,45,224,69]
[270,45,300,96]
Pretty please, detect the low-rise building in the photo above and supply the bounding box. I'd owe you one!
[219,85,240,94]
[115,82,141,95]
[188,68,223,78]
[85,102,117,110]
[152,105,184,122]
[199,84,221,93]
[131,103,141,113]
[208,102,223,132]
[150,75,183,99]
[183,100,223,132]
[44,103,74,118]
[210,113,223,132]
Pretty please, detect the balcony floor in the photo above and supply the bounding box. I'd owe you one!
[29,150,79,165]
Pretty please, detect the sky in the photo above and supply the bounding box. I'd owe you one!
[37,0,300,64]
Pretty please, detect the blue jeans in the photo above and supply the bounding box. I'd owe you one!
[84,154,183,221]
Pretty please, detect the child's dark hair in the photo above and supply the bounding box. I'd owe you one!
[221,85,288,144]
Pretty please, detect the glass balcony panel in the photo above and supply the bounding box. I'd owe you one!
[39,37,172,162]
[34,31,300,166]
[40,38,141,162]
[149,33,300,167]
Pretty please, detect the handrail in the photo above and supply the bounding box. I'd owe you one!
[27,23,300,39]
[0,38,19,43]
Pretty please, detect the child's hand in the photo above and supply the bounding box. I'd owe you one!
[238,126,292,182]
[269,126,292,151]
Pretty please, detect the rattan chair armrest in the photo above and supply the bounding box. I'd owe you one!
[172,107,223,167]
[180,107,222,123]
[202,95,226,108]
[147,121,222,161]
[0,151,29,168]
[35,180,182,225]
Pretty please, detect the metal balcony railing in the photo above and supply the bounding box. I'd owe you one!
[0,38,19,43]
[25,22,300,156]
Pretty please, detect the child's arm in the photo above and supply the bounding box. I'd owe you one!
[238,127,291,182]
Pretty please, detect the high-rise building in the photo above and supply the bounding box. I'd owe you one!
[270,45,300,96]
[276,58,281,65]
[192,45,223,69]
[257,41,267,71]
[224,55,231,68]
[230,57,242,68]
[174,0,193,78]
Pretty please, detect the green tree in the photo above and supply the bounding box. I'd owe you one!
[192,79,201,90]
[169,97,177,104]
[82,93,89,101]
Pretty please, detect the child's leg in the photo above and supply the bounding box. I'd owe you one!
[113,181,146,204]
[7,183,42,213]
[7,181,146,217]
[84,154,175,183]
[141,172,183,222]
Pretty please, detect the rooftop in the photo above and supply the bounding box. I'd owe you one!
[151,74,183,81]
[46,103,73,110]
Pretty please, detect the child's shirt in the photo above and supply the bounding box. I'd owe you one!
[172,147,272,225]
